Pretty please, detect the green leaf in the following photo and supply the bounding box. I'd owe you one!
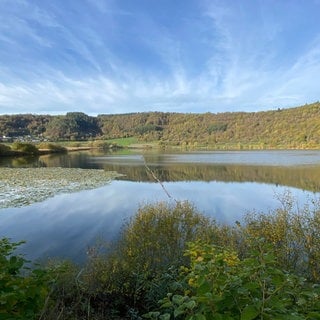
[243,282,259,290]
[197,282,211,295]
[159,314,171,320]
[241,305,260,320]
[174,308,185,317]
[161,301,173,308]
[307,312,320,320]
[185,300,197,310]
[145,311,160,318]
[272,314,304,320]
[172,295,185,305]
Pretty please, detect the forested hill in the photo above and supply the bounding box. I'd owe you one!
[1,102,320,149]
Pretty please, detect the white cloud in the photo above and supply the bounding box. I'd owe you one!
[0,0,58,47]
[0,0,319,114]
[194,0,320,110]
[258,38,320,107]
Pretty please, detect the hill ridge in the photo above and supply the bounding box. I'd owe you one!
[1,101,319,149]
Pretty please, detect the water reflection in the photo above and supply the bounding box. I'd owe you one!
[1,150,320,262]
[0,180,312,262]
[20,150,320,192]
[2,152,320,192]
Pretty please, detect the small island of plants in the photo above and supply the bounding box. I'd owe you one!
[0,167,120,208]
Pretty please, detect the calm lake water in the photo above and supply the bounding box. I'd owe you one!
[1,149,320,262]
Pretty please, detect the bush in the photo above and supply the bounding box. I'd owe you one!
[36,142,67,153]
[11,142,39,155]
[39,260,90,320]
[0,143,11,155]
[2,197,320,319]
[144,194,320,319]
[0,238,49,319]
[243,191,320,281]
[146,240,320,319]
[92,140,113,150]
[85,201,218,316]
[0,239,93,320]
[118,201,216,273]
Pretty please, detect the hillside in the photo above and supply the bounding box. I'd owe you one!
[1,102,320,149]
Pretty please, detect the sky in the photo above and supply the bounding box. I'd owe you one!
[0,0,320,115]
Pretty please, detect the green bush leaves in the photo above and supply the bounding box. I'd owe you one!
[147,240,320,319]
[0,239,49,320]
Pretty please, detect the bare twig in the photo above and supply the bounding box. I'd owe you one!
[143,156,178,203]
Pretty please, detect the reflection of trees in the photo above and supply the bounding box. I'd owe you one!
[100,163,320,192]
[3,153,320,192]
[0,151,107,169]
[37,152,107,169]
[0,156,47,168]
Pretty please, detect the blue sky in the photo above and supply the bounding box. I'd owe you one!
[0,0,320,115]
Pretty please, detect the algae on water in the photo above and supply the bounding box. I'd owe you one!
[0,167,120,208]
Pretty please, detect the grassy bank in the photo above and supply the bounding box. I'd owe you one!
[0,141,127,158]
[3,140,319,157]
[1,194,320,319]
[0,142,67,157]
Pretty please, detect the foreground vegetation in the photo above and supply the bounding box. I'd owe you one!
[1,195,320,319]
[1,102,320,149]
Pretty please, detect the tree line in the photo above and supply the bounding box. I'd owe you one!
[1,102,320,148]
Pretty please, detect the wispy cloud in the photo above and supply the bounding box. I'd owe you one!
[0,0,320,114]
[258,36,320,107]
[197,0,320,110]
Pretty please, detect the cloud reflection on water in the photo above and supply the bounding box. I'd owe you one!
[0,179,312,262]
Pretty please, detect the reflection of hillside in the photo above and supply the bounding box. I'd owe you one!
[5,153,320,192]
[0,152,107,169]
[101,163,320,192]
[38,152,107,169]
[0,156,47,168]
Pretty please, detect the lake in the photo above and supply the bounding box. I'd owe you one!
[1,149,320,263]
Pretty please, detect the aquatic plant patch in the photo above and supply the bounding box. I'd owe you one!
[0,167,120,208]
